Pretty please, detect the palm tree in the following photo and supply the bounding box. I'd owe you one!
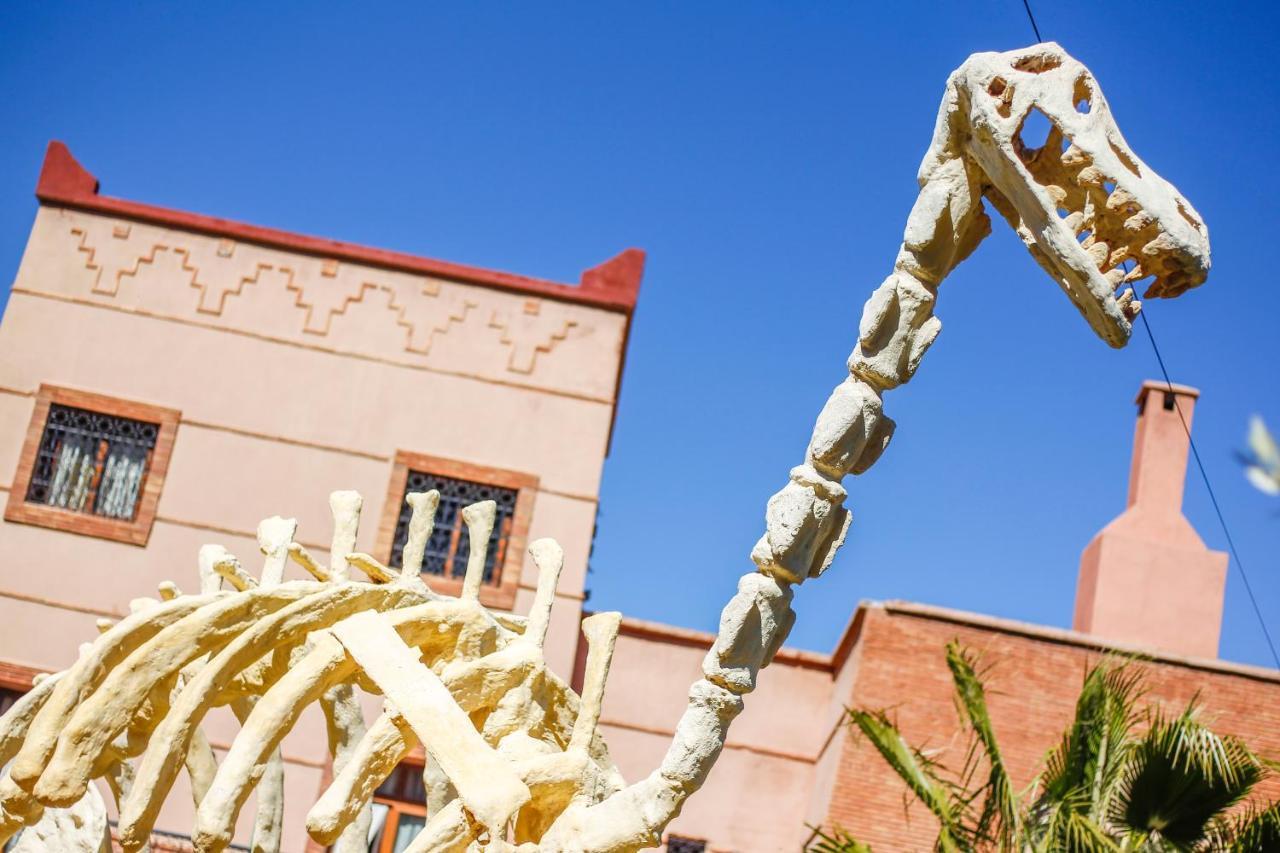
[808,642,1280,852]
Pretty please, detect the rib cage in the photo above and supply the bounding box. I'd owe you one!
[0,490,623,851]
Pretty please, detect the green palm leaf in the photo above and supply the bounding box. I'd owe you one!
[1225,801,1280,852]
[1036,806,1121,853]
[806,824,875,853]
[1112,706,1262,848]
[1035,658,1143,826]
[944,641,1021,846]
[848,707,971,851]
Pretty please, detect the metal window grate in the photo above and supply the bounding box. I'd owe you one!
[374,761,427,804]
[0,687,23,718]
[667,836,707,853]
[388,471,518,583]
[24,403,159,521]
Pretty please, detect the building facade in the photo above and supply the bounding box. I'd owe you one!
[0,143,1276,853]
[0,142,641,850]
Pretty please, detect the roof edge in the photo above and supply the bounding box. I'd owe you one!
[879,600,1280,685]
[612,613,834,672]
[34,140,644,316]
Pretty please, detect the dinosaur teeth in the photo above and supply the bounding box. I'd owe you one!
[1105,268,1126,288]
[1108,246,1132,267]
[1061,144,1089,168]
[1077,166,1105,186]
[1105,188,1135,212]
[1046,184,1068,205]
[1124,210,1154,232]
[1064,211,1086,232]
[1086,241,1110,267]
[1117,288,1141,319]
[1122,264,1145,283]
[1141,234,1179,257]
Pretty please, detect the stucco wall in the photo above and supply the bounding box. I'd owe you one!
[0,201,632,848]
[594,617,838,852]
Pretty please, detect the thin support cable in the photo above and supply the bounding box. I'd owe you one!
[1021,0,1277,666]
[1137,308,1280,669]
[1020,0,1044,42]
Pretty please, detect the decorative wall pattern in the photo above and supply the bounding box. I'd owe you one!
[43,212,619,399]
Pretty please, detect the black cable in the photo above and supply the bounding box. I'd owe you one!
[1137,307,1280,669]
[1020,0,1044,42]
[1021,0,1274,667]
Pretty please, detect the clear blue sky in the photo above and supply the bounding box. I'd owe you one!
[2,2,1277,667]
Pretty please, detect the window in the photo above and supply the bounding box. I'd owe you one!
[5,386,179,546]
[667,836,708,853]
[367,761,427,853]
[0,686,23,717]
[376,451,537,610]
[388,471,517,582]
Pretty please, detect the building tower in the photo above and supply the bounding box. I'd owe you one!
[1073,380,1229,658]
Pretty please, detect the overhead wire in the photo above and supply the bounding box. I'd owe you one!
[1018,0,1280,669]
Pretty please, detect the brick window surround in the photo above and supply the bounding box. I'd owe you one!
[4,385,179,547]
[375,450,537,611]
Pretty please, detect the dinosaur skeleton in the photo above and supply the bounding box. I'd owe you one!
[0,42,1209,852]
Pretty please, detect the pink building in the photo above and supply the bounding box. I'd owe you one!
[0,143,1275,853]
[0,142,640,851]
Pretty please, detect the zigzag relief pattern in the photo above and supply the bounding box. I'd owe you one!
[396,282,478,356]
[114,245,206,299]
[193,260,295,316]
[488,303,578,374]
[69,228,102,291]
[63,222,580,376]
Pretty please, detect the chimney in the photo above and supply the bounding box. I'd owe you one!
[1073,380,1228,659]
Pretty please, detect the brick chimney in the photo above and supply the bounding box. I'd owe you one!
[1073,380,1228,658]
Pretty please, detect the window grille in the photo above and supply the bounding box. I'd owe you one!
[388,471,518,584]
[667,836,707,853]
[24,403,159,521]
[0,687,23,718]
[375,761,427,804]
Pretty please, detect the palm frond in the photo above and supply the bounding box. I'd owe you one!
[1034,658,1143,825]
[848,708,971,851]
[806,824,874,853]
[1223,800,1280,852]
[1112,705,1263,848]
[945,641,1021,846]
[1028,800,1121,853]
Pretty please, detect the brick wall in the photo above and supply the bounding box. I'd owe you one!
[824,604,1280,850]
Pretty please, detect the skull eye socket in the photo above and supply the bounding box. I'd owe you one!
[987,77,1012,117]
[1073,75,1093,114]
[1011,52,1062,74]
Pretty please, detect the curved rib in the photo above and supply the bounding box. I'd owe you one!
[116,582,428,848]
[7,592,225,803]
[202,601,520,848]
[32,583,320,807]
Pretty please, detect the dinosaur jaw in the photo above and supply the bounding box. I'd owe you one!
[950,43,1211,348]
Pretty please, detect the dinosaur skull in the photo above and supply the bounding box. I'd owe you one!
[931,42,1210,347]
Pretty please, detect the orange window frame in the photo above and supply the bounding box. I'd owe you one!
[372,797,428,853]
[374,451,538,611]
[4,385,180,547]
